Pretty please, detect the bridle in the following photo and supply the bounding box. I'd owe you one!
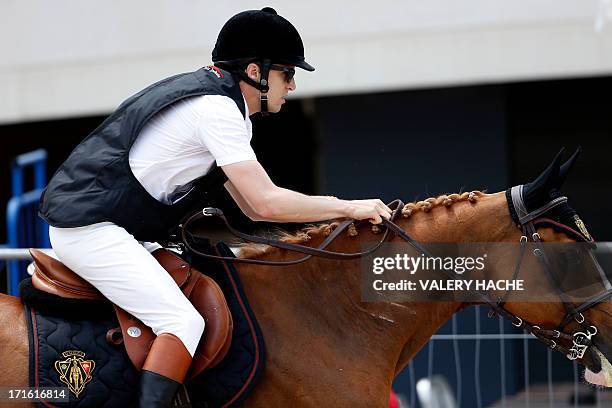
[180,189,612,361]
[495,185,612,361]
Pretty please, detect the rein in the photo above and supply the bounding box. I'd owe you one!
[180,192,612,362]
[181,200,405,265]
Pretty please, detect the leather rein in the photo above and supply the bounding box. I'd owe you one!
[180,192,612,362]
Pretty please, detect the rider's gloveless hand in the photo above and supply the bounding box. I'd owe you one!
[344,199,392,224]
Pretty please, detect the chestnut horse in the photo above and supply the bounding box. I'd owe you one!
[1,151,611,407]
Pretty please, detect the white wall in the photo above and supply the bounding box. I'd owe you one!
[1,0,611,123]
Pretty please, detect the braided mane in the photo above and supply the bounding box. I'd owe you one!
[237,191,485,259]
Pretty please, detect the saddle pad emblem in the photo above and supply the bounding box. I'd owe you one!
[54,350,95,398]
[574,215,591,240]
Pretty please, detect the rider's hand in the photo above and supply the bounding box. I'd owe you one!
[344,199,392,224]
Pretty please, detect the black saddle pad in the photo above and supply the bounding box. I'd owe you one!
[20,241,265,408]
[20,279,140,408]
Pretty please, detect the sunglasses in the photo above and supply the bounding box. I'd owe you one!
[269,64,296,83]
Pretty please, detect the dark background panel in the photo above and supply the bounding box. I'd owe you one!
[0,116,104,243]
[314,85,509,202]
[508,76,612,242]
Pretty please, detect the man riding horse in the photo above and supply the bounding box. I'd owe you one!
[38,7,392,407]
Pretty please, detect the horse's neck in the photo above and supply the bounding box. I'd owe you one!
[236,192,515,381]
[390,191,517,371]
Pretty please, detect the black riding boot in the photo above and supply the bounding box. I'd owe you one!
[138,369,181,407]
[137,333,192,408]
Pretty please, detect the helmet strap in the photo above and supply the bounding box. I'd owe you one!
[258,59,271,116]
[216,59,272,115]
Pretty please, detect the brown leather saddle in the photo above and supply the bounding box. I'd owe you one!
[28,248,233,381]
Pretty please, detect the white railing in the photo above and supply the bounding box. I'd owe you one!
[0,248,54,260]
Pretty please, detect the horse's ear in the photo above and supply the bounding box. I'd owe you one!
[530,148,565,190]
[523,148,565,206]
[558,146,581,186]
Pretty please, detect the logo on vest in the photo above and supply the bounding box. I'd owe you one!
[205,65,224,79]
[54,350,95,398]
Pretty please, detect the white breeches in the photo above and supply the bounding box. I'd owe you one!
[48,222,204,357]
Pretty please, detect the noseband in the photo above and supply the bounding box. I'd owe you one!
[181,190,612,361]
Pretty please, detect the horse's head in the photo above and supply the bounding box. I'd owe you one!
[500,148,612,387]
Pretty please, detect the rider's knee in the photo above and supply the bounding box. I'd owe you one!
[185,309,205,339]
[161,310,205,357]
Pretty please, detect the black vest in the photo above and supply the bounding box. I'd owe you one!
[39,66,245,242]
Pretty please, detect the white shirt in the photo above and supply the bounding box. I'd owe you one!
[128,94,256,204]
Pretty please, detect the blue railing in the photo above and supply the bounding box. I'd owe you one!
[5,149,49,295]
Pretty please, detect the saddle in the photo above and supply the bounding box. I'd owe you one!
[28,248,233,381]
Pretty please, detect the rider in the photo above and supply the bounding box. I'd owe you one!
[39,7,391,407]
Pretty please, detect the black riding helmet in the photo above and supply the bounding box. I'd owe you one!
[212,7,314,114]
